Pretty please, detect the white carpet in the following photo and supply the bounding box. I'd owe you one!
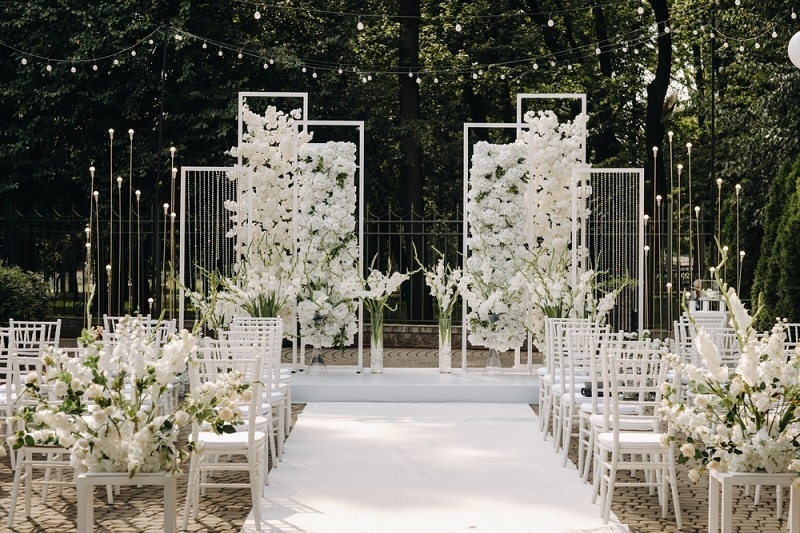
[242,403,628,533]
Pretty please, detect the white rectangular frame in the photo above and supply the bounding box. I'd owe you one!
[295,119,366,372]
[462,122,533,373]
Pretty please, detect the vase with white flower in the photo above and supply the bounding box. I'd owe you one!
[419,252,462,373]
[661,258,800,481]
[358,258,409,374]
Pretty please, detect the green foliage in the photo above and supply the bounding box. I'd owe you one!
[0,260,50,324]
[751,155,800,328]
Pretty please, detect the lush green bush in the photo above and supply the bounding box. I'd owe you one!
[751,155,800,329]
[0,260,50,325]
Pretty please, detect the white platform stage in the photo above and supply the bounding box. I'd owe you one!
[290,367,539,403]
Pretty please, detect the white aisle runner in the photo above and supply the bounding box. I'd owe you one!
[242,403,628,533]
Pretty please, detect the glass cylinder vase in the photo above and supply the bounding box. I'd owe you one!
[483,347,503,375]
[307,345,327,375]
[438,315,452,373]
[370,309,384,374]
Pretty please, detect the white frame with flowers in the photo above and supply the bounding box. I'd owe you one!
[294,120,365,371]
[461,122,533,372]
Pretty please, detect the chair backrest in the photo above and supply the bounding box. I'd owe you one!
[710,329,741,368]
[552,318,598,384]
[228,317,284,383]
[195,337,271,391]
[543,317,594,375]
[189,339,263,446]
[565,327,616,413]
[784,323,800,351]
[8,319,61,353]
[600,346,669,436]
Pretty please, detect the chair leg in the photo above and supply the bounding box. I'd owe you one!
[8,451,24,527]
[182,456,199,530]
[602,451,618,524]
[668,450,683,529]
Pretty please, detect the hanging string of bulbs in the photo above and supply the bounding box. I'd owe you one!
[2,2,798,80]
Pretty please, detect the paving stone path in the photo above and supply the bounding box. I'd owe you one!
[0,348,792,532]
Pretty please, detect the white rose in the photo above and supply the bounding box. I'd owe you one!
[86,383,103,399]
[688,469,701,482]
[680,443,695,458]
[52,380,68,397]
[218,407,234,422]
[25,372,39,384]
[241,389,253,402]
[174,410,190,426]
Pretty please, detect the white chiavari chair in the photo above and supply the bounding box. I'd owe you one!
[182,340,267,531]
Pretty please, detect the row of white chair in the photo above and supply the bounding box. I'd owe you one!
[539,317,682,528]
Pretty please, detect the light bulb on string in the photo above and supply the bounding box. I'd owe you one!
[92,64,98,71]
[533,62,539,70]
[362,75,368,83]
[478,69,483,76]
[755,42,760,49]
[415,75,421,84]
[71,66,77,73]
[46,64,52,72]
[149,39,154,45]
[735,0,740,5]
[547,16,554,27]
[408,71,414,77]
[595,46,601,55]
[202,42,207,49]
[263,62,268,69]
[338,66,343,74]
[622,45,628,52]
[739,45,745,52]
[723,41,729,48]
[131,50,136,56]
[367,74,372,81]
[175,34,183,41]
[664,26,670,33]
[472,71,477,79]
[710,32,715,39]
[772,29,778,39]
[455,19,462,32]
[114,59,119,65]
[301,66,307,73]
[550,60,556,67]
[238,51,243,59]
[357,17,364,30]
[312,69,317,79]
[434,76,439,83]
[634,48,640,55]
[500,73,505,80]
[638,6,644,14]
[21,58,27,65]
[269,58,274,64]
[254,9,261,20]
[218,49,223,57]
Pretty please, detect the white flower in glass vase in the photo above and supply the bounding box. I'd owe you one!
[419,253,462,372]
[354,258,409,373]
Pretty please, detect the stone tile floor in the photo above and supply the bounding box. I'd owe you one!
[0,348,793,532]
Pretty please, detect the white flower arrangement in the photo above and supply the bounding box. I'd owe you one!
[421,254,462,343]
[352,258,410,345]
[295,141,360,349]
[661,275,800,479]
[10,318,250,476]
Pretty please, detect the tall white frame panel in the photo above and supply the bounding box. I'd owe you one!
[462,122,533,373]
[572,168,644,334]
[296,119,366,372]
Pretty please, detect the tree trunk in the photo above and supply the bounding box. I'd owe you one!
[398,0,426,320]
[645,0,672,199]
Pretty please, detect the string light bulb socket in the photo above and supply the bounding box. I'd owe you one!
[357,17,364,30]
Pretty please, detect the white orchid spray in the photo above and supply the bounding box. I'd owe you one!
[416,249,462,346]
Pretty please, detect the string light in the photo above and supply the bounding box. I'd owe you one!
[455,19,462,32]
[254,9,261,20]
[21,58,27,65]
[71,65,77,73]
[46,64,52,71]
[130,50,136,56]
[547,17,554,27]
[218,49,223,56]
[312,69,317,78]
[263,61,268,69]
[357,17,364,30]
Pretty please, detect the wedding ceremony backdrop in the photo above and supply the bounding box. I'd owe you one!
[3,1,800,334]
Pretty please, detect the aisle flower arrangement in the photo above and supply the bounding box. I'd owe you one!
[661,281,800,479]
[9,317,250,476]
[295,141,360,349]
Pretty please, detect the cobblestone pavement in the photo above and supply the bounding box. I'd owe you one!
[0,348,792,532]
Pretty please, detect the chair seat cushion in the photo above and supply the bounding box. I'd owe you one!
[597,429,665,449]
[196,430,267,450]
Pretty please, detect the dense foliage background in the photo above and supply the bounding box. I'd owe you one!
[1,0,799,324]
